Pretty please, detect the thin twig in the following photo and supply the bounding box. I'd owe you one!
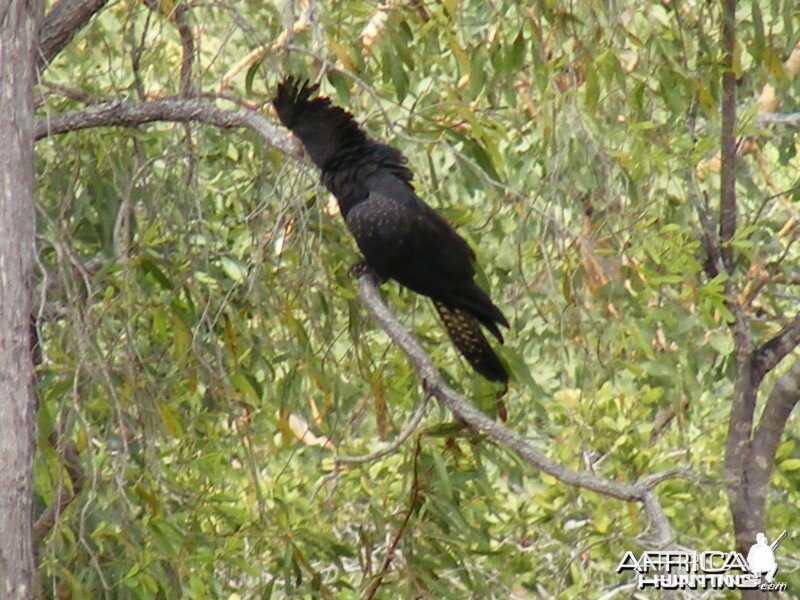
[719,0,737,270]
[33,440,84,543]
[216,0,313,93]
[362,437,422,600]
[336,392,430,465]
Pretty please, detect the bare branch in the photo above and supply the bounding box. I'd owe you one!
[756,112,800,128]
[336,393,430,465]
[36,0,109,74]
[752,314,800,380]
[36,81,109,108]
[638,469,699,489]
[33,98,302,160]
[355,271,676,546]
[173,4,194,96]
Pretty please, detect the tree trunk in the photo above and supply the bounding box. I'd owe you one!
[0,2,43,598]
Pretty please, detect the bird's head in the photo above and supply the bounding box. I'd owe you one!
[272,76,321,130]
[272,75,368,169]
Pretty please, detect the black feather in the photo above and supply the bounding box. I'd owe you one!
[272,76,509,383]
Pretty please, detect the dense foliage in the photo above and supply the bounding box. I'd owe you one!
[34,0,799,597]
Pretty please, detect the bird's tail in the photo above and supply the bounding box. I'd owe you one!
[433,301,509,384]
[442,281,509,344]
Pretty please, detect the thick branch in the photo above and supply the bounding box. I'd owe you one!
[33,98,301,159]
[746,358,800,510]
[173,4,194,96]
[36,0,109,74]
[714,2,762,551]
[752,314,800,380]
[0,4,40,594]
[355,271,675,546]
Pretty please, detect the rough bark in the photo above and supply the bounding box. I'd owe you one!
[36,0,108,73]
[746,359,800,517]
[713,4,800,597]
[0,2,43,598]
[33,98,300,157]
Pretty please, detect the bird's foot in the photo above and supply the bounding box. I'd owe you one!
[348,261,386,284]
[348,261,371,278]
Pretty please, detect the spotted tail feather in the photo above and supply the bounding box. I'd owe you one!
[433,301,509,384]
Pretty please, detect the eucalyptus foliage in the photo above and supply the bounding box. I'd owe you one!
[34,0,799,597]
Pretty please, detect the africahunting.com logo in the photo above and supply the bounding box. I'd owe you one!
[617,531,788,591]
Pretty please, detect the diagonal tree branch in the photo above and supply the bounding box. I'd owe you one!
[355,270,678,547]
[36,0,109,74]
[33,98,303,160]
[752,314,800,381]
[745,358,800,514]
[335,392,430,466]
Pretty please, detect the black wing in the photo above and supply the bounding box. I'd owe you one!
[345,170,507,341]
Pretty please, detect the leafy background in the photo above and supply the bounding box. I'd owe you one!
[34,0,799,597]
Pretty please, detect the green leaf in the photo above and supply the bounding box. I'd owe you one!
[229,370,260,404]
[220,256,247,283]
[584,60,599,114]
[508,30,526,73]
[139,256,173,289]
[779,458,800,472]
[245,51,266,96]
[751,2,765,60]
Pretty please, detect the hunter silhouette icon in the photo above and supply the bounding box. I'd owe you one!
[746,531,787,583]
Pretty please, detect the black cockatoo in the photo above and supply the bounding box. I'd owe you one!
[273,77,509,384]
